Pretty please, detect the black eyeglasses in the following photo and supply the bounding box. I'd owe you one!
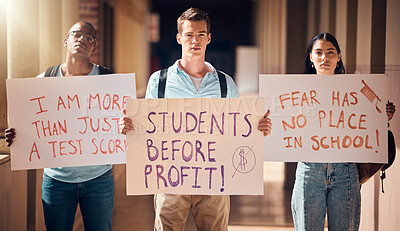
[68,30,96,43]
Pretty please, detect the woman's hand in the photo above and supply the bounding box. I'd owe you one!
[257,110,272,137]
[387,101,396,121]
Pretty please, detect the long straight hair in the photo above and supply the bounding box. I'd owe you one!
[304,32,345,74]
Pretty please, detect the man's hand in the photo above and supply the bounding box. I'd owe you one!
[119,109,134,135]
[4,128,16,147]
[387,101,396,121]
[257,110,272,137]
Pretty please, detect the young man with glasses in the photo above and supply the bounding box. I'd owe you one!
[119,8,272,231]
[5,21,114,231]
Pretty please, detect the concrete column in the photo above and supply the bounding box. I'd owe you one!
[379,0,400,229]
[39,0,62,72]
[319,0,336,34]
[0,0,8,153]
[355,1,375,230]
[257,0,287,74]
[114,0,149,97]
[307,0,320,41]
[61,0,79,62]
[7,0,39,79]
[7,2,39,231]
[335,0,357,73]
[335,0,348,68]
[356,0,372,74]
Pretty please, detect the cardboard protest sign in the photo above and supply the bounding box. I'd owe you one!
[259,74,388,163]
[6,74,136,170]
[125,98,265,195]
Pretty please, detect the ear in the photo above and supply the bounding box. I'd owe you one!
[64,37,68,47]
[337,53,341,63]
[91,41,97,56]
[176,34,182,45]
[207,33,211,44]
[309,52,313,63]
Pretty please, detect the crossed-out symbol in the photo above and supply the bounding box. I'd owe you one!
[232,145,256,178]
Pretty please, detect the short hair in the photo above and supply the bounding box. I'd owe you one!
[304,32,345,74]
[177,7,210,34]
[69,21,97,38]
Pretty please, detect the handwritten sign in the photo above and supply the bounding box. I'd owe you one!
[125,98,264,195]
[6,74,136,170]
[259,74,388,163]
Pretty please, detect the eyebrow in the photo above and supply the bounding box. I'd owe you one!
[184,30,207,34]
[314,48,336,51]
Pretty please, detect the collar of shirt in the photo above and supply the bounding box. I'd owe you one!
[57,63,98,77]
[170,59,218,80]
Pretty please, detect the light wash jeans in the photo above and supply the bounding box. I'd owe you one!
[291,163,360,231]
[42,169,114,231]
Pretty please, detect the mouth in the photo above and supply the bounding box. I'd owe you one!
[191,47,201,51]
[75,43,87,49]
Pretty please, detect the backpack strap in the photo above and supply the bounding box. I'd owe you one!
[97,65,113,75]
[217,71,227,98]
[44,64,62,77]
[158,68,168,99]
[44,64,112,76]
[157,69,228,98]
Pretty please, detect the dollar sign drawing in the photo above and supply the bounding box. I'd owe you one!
[238,148,248,171]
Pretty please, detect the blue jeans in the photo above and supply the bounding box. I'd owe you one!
[42,169,114,231]
[291,163,360,231]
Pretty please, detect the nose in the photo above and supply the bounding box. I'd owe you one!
[321,53,328,61]
[77,35,86,43]
[192,35,200,44]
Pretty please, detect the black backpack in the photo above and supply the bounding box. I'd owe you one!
[157,68,227,98]
[358,130,396,192]
[44,64,113,77]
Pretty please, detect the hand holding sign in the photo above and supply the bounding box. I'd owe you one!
[4,128,16,147]
[257,110,272,136]
[119,108,135,134]
[386,101,396,122]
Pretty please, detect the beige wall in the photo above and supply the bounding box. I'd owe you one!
[39,0,63,72]
[356,0,372,74]
[0,0,7,152]
[114,0,149,98]
[257,0,286,74]
[380,0,400,230]
[61,0,80,62]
